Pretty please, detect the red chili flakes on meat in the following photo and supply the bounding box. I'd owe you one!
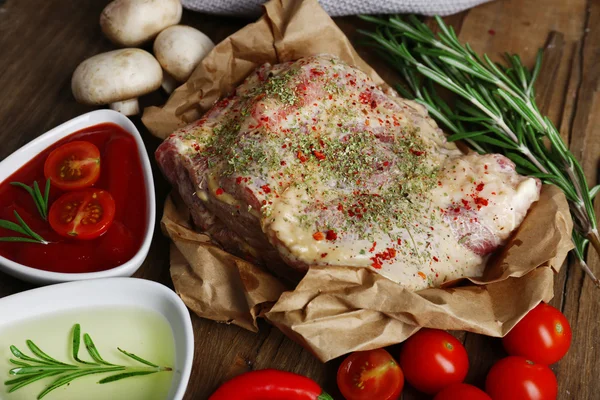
[359,91,371,104]
[191,143,201,151]
[312,150,326,160]
[215,188,224,196]
[474,197,489,207]
[369,242,377,253]
[310,68,325,76]
[261,185,271,194]
[321,253,328,258]
[418,271,427,280]
[236,177,243,184]
[476,182,485,191]
[313,231,325,241]
[433,256,439,262]
[280,160,286,166]
[383,161,390,167]
[297,151,307,163]
[337,203,344,212]
[461,199,471,210]
[371,260,383,269]
[326,230,337,241]
[371,100,377,109]
[410,148,424,156]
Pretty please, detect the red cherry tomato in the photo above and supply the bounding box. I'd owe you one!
[49,189,115,240]
[433,383,491,400]
[502,302,572,365]
[44,141,101,190]
[485,356,558,400]
[398,329,469,395]
[337,348,404,400]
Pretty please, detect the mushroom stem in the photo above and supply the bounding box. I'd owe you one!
[109,98,140,116]
[161,73,179,94]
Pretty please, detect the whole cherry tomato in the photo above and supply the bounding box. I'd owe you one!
[433,383,491,400]
[337,348,404,400]
[502,302,572,365]
[398,329,469,395]
[485,356,558,400]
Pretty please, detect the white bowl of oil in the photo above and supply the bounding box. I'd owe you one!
[0,278,193,400]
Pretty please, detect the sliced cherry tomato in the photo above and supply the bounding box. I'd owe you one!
[433,383,491,400]
[337,348,404,400]
[398,329,468,395]
[44,141,101,190]
[502,302,572,365]
[485,356,557,400]
[49,189,115,240]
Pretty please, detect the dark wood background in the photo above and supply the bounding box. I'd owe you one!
[1,0,598,399]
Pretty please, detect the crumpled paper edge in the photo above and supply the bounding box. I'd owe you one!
[148,0,574,362]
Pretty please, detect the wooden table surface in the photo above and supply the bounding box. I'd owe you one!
[1,0,598,399]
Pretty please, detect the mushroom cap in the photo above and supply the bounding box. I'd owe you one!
[153,25,215,82]
[72,49,163,105]
[100,0,182,47]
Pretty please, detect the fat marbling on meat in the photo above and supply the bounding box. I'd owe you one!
[156,54,541,290]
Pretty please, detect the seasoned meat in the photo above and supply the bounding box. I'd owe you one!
[156,55,540,290]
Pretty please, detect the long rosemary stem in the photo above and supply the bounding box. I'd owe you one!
[359,14,600,285]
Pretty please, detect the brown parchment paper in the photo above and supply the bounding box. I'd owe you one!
[146,0,574,362]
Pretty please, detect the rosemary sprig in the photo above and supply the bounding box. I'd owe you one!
[4,323,172,399]
[10,179,51,221]
[0,211,48,244]
[359,15,600,285]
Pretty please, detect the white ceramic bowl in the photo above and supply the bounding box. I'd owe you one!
[0,278,194,400]
[0,110,156,284]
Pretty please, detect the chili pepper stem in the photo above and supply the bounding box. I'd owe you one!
[318,392,334,400]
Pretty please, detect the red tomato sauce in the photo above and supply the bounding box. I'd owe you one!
[0,123,147,273]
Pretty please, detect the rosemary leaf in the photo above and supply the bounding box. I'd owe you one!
[0,219,28,236]
[6,371,65,393]
[72,324,97,365]
[37,368,125,399]
[98,370,157,384]
[117,348,159,368]
[0,237,42,244]
[12,211,45,244]
[83,333,114,366]
[26,340,71,366]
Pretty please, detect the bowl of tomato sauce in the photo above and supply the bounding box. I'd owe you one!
[0,110,155,284]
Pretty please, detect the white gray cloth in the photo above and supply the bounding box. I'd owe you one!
[181,0,492,17]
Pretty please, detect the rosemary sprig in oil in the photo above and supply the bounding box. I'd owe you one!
[4,324,172,399]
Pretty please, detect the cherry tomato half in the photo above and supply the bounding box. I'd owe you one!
[399,329,469,395]
[337,348,404,400]
[502,302,572,365]
[49,189,115,240]
[433,383,491,400]
[44,141,101,190]
[485,356,558,400]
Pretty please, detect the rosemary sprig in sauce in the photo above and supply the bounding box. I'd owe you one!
[11,178,51,220]
[4,323,172,399]
[360,15,600,285]
[0,211,47,244]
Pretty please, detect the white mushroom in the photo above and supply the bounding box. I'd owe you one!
[100,0,183,47]
[153,25,215,93]
[71,49,163,116]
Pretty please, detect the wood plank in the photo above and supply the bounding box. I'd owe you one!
[554,0,600,398]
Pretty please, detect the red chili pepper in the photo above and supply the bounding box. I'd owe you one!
[208,369,333,400]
